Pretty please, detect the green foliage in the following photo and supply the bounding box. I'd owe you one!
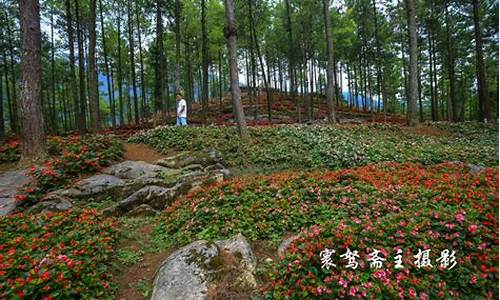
[130,123,498,171]
[116,249,144,266]
[0,209,118,299]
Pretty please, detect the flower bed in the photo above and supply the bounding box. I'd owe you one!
[152,162,498,298]
[0,209,117,299]
[16,135,123,208]
[0,139,20,164]
[129,123,498,170]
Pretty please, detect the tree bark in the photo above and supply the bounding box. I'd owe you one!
[135,1,147,117]
[88,0,100,132]
[405,0,418,126]
[472,0,490,122]
[6,15,19,134]
[174,0,181,94]
[116,0,125,125]
[75,0,87,131]
[322,0,337,123]
[224,0,248,139]
[201,0,209,125]
[444,0,456,122]
[127,0,139,124]
[19,0,47,163]
[154,0,165,113]
[99,0,115,129]
[284,0,296,107]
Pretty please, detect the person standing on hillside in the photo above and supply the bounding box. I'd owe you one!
[176,93,187,126]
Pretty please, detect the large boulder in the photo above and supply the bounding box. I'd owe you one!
[60,174,127,201]
[103,160,178,180]
[107,185,179,216]
[25,193,73,214]
[151,234,256,300]
[151,240,219,300]
[0,169,32,216]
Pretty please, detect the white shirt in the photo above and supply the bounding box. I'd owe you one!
[177,99,187,118]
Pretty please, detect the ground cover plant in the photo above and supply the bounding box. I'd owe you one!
[129,123,498,171]
[16,135,123,208]
[0,209,118,299]
[152,162,498,298]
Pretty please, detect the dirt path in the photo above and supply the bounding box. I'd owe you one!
[122,143,165,163]
[114,221,172,300]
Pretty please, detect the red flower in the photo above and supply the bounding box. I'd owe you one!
[40,271,50,281]
[468,224,478,234]
[17,290,24,299]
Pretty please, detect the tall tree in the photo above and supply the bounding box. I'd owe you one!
[174,0,181,94]
[88,0,100,132]
[75,0,87,131]
[472,0,490,122]
[223,0,248,139]
[444,0,456,122]
[127,0,139,124]
[65,0,83,133]
[154,0,165,113]
[99,0,115,129]
[406,0,418,126]
[201,0,209,125]
[322,0,337,123]
[19,0,47,163]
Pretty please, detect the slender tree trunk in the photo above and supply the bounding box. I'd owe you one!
[185,39,193,115]
[155,0,165,113]
[99,0,115,129]
[116,2,125,125]
[0,56,4,140]
[201,0,209,125]
[284,0,297,112]
[322,0,336,123]
[219,50,223,111]
[406,0,418,126]
[88,0,100,132]
[75,0,87,131]
[50,9,57,133]
[6,16,19,134]
[65,0,83,133]
[428,29,436,121]
[19,0,47,163]
[127,0,139,124]
[135,1,147,117]
[444,1,456,122]
[174,0,181,94]
[224,0,248,139]
[472,0,490,122]
[2,48,14,133]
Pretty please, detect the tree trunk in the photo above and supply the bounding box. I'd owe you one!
[116,0,125,125]
[154,0,165,113]
[19,0,47,163]
[135,1,147,117]
[75,0,87,131]
[6,15,19,134]
[88,0,100,132]
[50,9,57,133]
[428,28,436,121]
[472,0,490,122]
[322,0,337,123]
[201,0,209,125]
[174,0,181,94]
[405,0,418,126]
[444,1,456,122]
[99,0,115,129]
[284,0,296,109]
[223,0,248,139]
[127,0,139,124]
[65,0,83,133]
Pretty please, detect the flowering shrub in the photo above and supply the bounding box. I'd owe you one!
[153,162,498,298]
[0,209,117,299]
[0,139,20,163]
[130,123,498,170]
[16,135,123,208]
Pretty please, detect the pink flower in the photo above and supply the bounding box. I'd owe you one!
[445,223,455,230]
[468,224,478,234]
[420,292,429,300]
[338,278,348,288]
[455,213,465,223]
[470,276,477,284]
[349,287,358,296]
[409,288,417,299]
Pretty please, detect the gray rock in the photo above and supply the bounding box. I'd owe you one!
[0,169,32,216]
[277,235,301,257]
[65,174,127,201]
[213,168,232,180]
[114,185,178,215]
[156,150,223,169]
[468,164,485,175]
[215,233,256,271]
[26,194,73,214]
[151,235,257,300]
[103,160,178,180]
[204,163,225,172]
[151,240,219,300]
[182,164,204,172]
[125,204,158,217]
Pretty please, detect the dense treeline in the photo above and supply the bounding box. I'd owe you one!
[0,0,498,139]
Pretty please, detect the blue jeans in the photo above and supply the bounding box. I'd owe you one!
[177,117,187,126]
